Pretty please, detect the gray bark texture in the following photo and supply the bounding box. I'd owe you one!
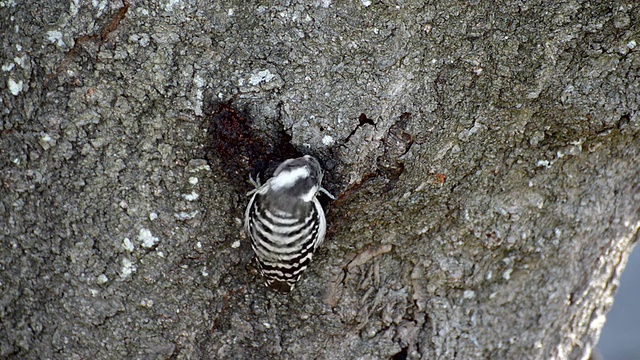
[1,0,639,359]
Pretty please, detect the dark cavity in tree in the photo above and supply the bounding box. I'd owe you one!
[204,100,301,189]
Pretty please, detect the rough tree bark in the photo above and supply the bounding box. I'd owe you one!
[1,1,638,359]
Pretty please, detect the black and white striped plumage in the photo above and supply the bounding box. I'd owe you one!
[244,155,333,293]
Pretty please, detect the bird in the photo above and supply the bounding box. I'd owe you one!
[244,155,334,293]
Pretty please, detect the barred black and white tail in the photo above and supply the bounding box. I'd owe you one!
[243,155,331,293]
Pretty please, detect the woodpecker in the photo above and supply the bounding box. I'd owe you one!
[244,155,334,293]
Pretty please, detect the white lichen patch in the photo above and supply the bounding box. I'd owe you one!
[92,0,108,13]
[165,0,182,11]
[536,159,552,168]
[182,191,199,201]
[188,162,210,172]
[249,69,276,85]
[136,7,149,16]
[122,237,134,252]
[39,133,55,150]
[361,0,372,6]
[129,33,150,47]
[193,75,205,89]
[46,30,65,47]
[96,274,109,284]
[322,135,335,146]
[149,212,158,221]
[463,290,476,299]
[2,63,15,71]
[231,240,241,249]
[120,258,136,279]
[192,74,205,116]
[502,268,513,280]
[138,228,159,248]
[174,210,199,220]
[0,1,18,8]
[7,77,23,95]
[13,55,26,68]
[188,176,199,185]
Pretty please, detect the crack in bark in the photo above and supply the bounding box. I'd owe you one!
[46,0,130,83]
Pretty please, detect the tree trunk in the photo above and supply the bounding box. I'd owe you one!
[1,1,638,359]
